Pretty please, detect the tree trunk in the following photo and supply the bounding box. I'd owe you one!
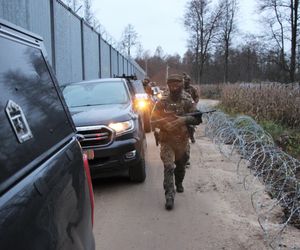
[289,0,298,82]
[224,40,229,83]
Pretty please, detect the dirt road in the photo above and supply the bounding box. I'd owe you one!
[92,100,276,250]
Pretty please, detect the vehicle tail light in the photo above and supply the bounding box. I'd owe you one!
[83,153,94,226]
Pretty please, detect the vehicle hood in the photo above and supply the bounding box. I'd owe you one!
[69,103,136,127]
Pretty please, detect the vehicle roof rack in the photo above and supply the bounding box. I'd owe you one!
[113,74,137,80]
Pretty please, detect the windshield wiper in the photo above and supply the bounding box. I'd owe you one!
[70,104,99,108]
[69,102,127,108]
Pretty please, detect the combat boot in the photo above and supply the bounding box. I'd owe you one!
[165,197,174,210]
[191,137,195,144]
[186,161,190,168]
[176,183,184,193]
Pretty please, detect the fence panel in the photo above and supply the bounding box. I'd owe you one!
[83,24,100,80]
[111,47,118,76]
[0,0,52,64]
[118,53,124,75]
[0,0,145,81]
[100,38,111,78]
[54,1,82,84]
[123,59,128,75]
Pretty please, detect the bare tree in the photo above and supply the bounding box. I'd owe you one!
[219,0,238,83]
[120,24,139,57]
[290,0,299,82]
[154,46,165,59]
[184,0,224,84]
[259,0,299,82]
[135,44,144,60]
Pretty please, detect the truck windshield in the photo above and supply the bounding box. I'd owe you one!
[63,81,129,107]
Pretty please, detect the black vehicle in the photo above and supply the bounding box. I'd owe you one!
[117,77,154,133]
[0,19,95,250]
[62,78,147,182]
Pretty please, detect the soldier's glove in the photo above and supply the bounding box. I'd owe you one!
[171,117,186,127]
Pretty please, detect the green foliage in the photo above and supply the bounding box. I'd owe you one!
[260,120,285,139]
[217,94,300,160]
[260,120,300,160]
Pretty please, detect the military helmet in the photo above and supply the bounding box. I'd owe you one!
[184,75,191,82]
[143,76,150,86]
[167,74,183,86]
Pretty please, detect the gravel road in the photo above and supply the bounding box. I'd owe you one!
[92,99,299,250]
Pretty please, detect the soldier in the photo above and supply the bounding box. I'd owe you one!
[183,74,200,168]
[143,76,152,96]
[183,74,199,104]
[151,74,202,210]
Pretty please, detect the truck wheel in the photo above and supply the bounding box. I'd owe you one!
[129,158,146,182]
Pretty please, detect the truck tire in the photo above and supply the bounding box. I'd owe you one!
[129,157,146,182]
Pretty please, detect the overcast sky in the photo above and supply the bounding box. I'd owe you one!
[92,0,260,57]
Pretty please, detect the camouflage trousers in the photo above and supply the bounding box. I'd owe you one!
[187,142,190,162]
[160,138,189,199]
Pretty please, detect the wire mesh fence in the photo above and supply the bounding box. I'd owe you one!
[202,108,300,249]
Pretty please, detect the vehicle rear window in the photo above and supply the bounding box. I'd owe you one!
[63,81,129,107]
[0,36,73,187]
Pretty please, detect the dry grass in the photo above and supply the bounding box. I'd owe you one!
[199,84,223,99]
[200,82,300,159]
[220,83,300,129]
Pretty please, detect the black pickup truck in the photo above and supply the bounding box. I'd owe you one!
[62,78,147,182]
[0,19,95,250]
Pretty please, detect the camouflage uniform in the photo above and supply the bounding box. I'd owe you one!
[151,74,202,209]
[143,77,153,96]
[183,75,199,165]
[183,75,199,104]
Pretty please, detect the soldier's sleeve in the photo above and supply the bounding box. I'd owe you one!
[150,100,167,129]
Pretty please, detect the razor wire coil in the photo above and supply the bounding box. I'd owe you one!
[202,109,300,249]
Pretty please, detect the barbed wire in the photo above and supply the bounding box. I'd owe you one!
[201,108,300,249]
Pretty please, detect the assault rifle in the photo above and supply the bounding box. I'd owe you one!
[151,109,217,124]
[152,109,216,146]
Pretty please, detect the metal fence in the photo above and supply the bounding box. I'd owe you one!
[0,0,145,84]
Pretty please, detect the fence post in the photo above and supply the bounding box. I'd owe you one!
[98,34,101,78]
[117,52,119,76]
[80,18,85,80]
[49,0,56,72]
[109,45,112,77]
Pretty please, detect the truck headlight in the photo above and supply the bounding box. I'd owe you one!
[137,99,147,110]
[108,120,134,136]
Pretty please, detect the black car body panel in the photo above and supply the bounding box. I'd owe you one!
[70,103,136,127]
[0,19,95,250]
[63,78,146,181]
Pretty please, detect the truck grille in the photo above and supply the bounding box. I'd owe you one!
[77,125,114,148]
